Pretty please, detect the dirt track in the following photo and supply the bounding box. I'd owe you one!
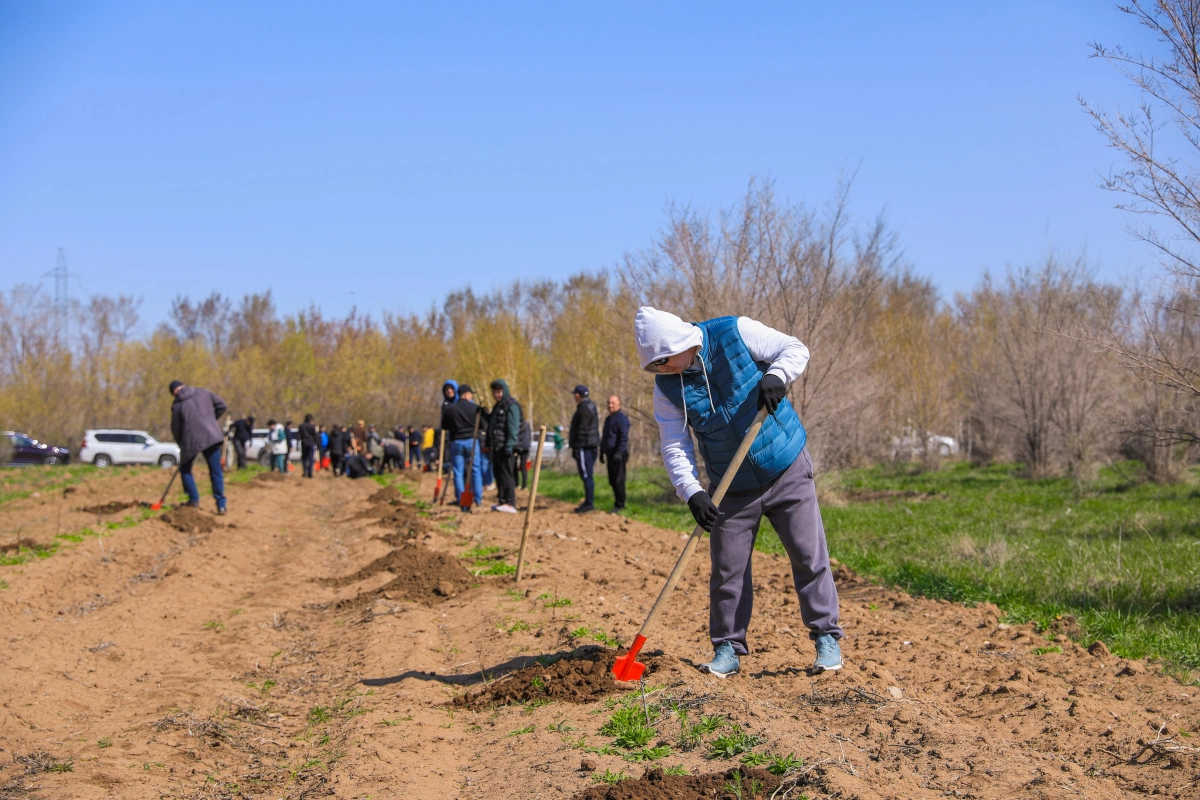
[1,468,1198,799]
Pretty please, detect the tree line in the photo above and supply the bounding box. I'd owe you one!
[0,177,1191,482]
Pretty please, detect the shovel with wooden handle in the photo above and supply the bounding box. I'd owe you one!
[150,466,180,511]
[514,426,548,581]
[612,407,769,682]
[433,432,447,503]
[459,407,483,510]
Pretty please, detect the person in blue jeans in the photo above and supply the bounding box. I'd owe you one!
[169,380,227,514]
[440,383,484,510]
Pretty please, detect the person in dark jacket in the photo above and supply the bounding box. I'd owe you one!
[230,415,254,469]
[600,394,631,513]
[516,417,533,490]
[568,384,600,513]
[486,379,522,513]
[299,414,319,478]
[328,424,346,476]
[283,420,296,472]
[169,380,228,514]
[440,384,483,511]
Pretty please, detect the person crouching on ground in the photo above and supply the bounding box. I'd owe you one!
[169,380,228,515]
[634,306,843,677]
[487,379,522,513]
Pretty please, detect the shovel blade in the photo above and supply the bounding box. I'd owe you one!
[150,502,162,511]
[612,634,647,682]
[460,489,474,509]
[432,478,442,501]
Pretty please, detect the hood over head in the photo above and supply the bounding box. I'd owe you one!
[634,306,703,369]
[489,379,510,400]
[171,384,196,402]
[442,379,459,398]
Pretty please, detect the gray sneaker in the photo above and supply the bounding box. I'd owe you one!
[813,633,843,672]
[698,642,740,678]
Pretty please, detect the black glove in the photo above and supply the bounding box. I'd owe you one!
[687,491,719,532]
[599,451,606,464]
[757,373,787,415]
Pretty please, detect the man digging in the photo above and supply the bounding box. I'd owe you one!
[635,306,842,677]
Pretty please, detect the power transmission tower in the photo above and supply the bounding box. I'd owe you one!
[42,247,73,344]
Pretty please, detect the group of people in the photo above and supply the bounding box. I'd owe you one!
[168,305,844,677]
[225,415,439,479]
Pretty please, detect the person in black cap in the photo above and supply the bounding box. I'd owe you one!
[169,380,228,514]
[440,383,483,510]
[568,384,600,513]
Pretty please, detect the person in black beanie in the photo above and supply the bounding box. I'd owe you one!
[568,384,600,513]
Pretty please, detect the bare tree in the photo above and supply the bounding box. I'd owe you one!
[1083,0,1200,456]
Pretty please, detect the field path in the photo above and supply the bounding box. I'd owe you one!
[1,467,1197,799]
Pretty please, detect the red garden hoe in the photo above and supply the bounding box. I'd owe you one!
[150,466,180,511]
[613,407,768,682]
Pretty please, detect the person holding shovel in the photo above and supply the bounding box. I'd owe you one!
[169,380,228,515]
[634,306,842,677]
[441,383,483,510]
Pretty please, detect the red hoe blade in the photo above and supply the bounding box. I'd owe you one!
[150,466,179,511]
[612,408,768,682]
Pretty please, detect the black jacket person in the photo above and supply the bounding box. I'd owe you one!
[486,379,522,511]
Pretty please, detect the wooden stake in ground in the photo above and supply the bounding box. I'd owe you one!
[514,425,547,582]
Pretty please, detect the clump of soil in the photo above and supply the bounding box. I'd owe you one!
[159,506,218,534]
[254,472,288,483]
[452,646,625,708]
[81,500,147,514]
[367,485,401,504]
[326,542,473,607]
[574,767,782,800]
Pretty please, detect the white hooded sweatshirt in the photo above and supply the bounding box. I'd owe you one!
[634,307,811,501]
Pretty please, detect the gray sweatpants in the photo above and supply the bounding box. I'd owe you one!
[708,448,842,655]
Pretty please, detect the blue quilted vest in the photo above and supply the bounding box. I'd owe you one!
[656,317,806,493]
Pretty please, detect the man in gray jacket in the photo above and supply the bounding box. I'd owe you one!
[169,380,228,514]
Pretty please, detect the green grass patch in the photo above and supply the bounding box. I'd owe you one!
[462,545,515,576]
[545,460,1200,678]
[225,464,268,484]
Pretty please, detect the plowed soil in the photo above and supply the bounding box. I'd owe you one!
[1,466,1198,799]
[451,646,624,708]
[158,504,219,534]
[577,767,781,800]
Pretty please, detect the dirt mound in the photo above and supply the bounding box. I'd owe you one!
[80,500,147,515]
[254,472,288,483]
[159,506,218,534]
[574,767,782,800]
[327,543,473,607]
[0,539,52,554]
[367,485,401,504]
[452,646,625,708]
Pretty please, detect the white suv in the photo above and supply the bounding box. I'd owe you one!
[80,429,180,468]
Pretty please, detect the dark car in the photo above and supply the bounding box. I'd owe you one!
[2,431,71,466]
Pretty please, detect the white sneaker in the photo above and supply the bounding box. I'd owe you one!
[492,504,518,513]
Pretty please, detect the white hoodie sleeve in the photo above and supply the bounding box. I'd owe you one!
[656,317,810,501]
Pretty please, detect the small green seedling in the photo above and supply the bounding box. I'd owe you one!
[740,751,769,766]
[1033,645,1062,655]
[663,764,689,776]
[592,769,628,785]
[623,745,673,762]
[768,752,802,775]
[97,737,112,748]
[507,725,536,736]
[307,706,332,725]
[202,620,225,632]
[708,725,762,759]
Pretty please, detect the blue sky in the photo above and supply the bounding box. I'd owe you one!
[0,2,1159,330]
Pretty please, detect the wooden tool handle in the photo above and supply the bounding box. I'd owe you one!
[634,407,769,640]
[514,426,548,581]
